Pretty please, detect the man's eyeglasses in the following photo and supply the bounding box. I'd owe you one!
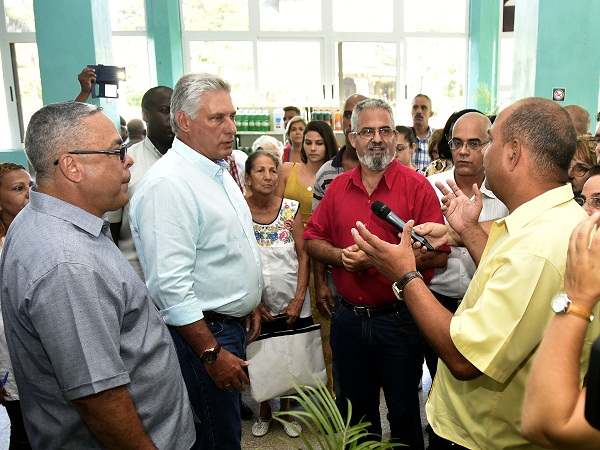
[569,162,591,178]
[575,196,600,210]
[353,127,395,140]
[448,139,489,151]
[53,146,128,165]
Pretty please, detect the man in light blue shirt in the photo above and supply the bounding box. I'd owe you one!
[130,73,262,450]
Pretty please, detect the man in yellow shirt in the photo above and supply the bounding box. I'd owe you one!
[351,97,600,449]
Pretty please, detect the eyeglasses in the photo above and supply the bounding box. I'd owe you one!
[575,196,600,210]
[448,139,490,151]
[396,145,409,152]
[583,136,600,145]
[53,145,128,165]
[569,162,591,178]
[353,127,395,140]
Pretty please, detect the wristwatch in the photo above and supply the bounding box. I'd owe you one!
[551,293,594,322]
[200,342,222,364]
[392,271,423,301]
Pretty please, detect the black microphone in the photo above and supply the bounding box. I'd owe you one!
[370,200,434,251]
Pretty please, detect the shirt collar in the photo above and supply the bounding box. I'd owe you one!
[496,184,574,234]
[29,189,107,238]
[348,158,403,192]
[171,137,224,179]
[332,146,346,168]
[143,137,164,159]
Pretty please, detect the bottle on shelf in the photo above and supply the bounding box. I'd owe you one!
[273,108,285,132]
[324,109,331,127]
[241,109,249,131]
[262,109,270,131]
[334,109,342,131]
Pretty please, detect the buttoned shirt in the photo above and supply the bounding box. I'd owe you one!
[426,168,509,298]
[0,190,194,449]
[303,159,448,306]
[413,127,434,171]
[427,184,600,449]
[107,138,163,280]
[130,137,262,326]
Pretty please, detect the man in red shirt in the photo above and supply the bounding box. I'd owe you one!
[303,98,448,448]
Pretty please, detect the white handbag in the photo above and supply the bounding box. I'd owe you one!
[246,315,327,403]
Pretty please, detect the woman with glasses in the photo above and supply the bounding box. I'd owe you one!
[394,126,418,171]
[568,135,597,196]
[0,162,33,449]
[575,165,600,215]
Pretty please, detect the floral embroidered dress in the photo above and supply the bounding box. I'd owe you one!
[253,198,311,318]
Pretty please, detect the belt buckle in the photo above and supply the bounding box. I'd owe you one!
[353,305,371,318]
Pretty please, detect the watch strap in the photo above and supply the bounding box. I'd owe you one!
[396,271,423,291]
[567,302,595,322]
[200,342,222,363]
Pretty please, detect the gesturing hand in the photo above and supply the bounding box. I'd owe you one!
[436,179,482,234]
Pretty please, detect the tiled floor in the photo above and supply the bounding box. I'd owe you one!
[0,364,432,449]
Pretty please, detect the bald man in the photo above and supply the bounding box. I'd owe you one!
[126,118,146,146]
[565,104,591,136]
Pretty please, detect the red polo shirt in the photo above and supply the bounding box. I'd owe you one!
[303,159,448,306]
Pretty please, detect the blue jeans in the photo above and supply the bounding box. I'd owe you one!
[169,319,247,450]
[330,296,425,449]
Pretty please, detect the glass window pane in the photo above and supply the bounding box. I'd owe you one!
[332,0,393,32]
[260,0,321,32]
[181,0,249,31]
[4,0,35,32]
[189,41,254,106]
[111,36,151,123]
[499,36,514,87]
[110,0,146,31]
[338,42,396,106]
[0,46,10,148]
[404,0,467,33]
[12,43,42,142]
[257,41,321,106]
[403,38,466,128]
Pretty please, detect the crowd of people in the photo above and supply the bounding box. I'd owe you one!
[0,68,600,450]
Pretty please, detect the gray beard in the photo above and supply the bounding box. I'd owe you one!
[359,151,393,171]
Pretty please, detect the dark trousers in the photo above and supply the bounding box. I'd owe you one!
[4,401,31,450]
[330,296,425,449]
[424,290,461,380]
[168,319,247,450]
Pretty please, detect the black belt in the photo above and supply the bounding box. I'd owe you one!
[340,297,406,318]
[203,311,247,322]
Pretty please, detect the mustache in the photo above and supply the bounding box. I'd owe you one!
[367,142,388,151]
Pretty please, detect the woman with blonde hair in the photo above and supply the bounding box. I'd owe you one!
[0,162,34,449]
[568,135,597,196]
[281,116,307,163]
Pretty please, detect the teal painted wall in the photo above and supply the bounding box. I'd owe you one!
[33,0,119,126]
[0,150,28,166]
[467,0,500,113]
[145,0,183,88]
[513,0,600,131]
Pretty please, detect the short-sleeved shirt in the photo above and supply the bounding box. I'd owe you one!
[303,159,448,306]
[0,190,195,449]
[427,184,600,449]
[130,137,262,326]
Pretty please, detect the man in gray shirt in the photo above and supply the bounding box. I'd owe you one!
[0,101,195,449]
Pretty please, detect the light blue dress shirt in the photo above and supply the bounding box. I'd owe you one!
[130,138,262,326]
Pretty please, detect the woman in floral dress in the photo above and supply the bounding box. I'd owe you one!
[244,150,310,439]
